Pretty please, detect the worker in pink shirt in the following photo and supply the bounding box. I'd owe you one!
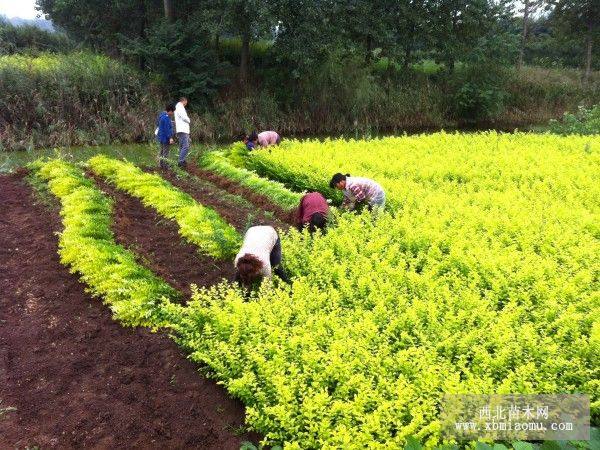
[295,192,329,232]
[243,130,281,150]
[257,130,281,147]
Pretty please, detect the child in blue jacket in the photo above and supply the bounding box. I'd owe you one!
[156,104,175,168]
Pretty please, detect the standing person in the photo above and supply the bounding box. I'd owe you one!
[295,192,329,233]
[156,103,175,169]
[175,97,191,167]
[257,130,281,147]
[234,225,290,290]
[329,173,386,212]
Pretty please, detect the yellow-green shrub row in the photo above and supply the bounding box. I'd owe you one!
[31,159,177,327]
[199,148,303,210]
[88,155,241,259]
[166,133,599,448]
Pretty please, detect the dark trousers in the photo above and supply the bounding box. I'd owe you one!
[270,237,282,266]
[158,142,170,168]
[177,132,190,163]
[270,237,290,283]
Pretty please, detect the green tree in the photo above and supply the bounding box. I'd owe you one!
[36,0,226,100]
[516,0,546,69]
[549,0,599,81]
[36,0,154,56]
[429,0,513,72]
[385,0,433,68]
[120,18,226,102]
[200,0,272,84]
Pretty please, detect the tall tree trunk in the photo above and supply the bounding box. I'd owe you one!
[365,35,373,62]
[240,28,250,85]
[584,23,593,83]
[518,0,530,70]
[403,23,416,69]
[163,0,174,21]
[138,1,146,70]
[215,33,220,63]
[403,45,412,70]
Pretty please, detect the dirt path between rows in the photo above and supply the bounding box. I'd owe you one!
[156,168,286,233]
[93,176,234,297]
[184,163,294,227]
[0,174,259,449]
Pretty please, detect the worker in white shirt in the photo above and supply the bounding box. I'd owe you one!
[174,97,191,168]
[234,225,290,290]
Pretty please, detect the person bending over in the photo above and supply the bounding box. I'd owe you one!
[295,192,329,233]
[243,131,258,151]
[257,130,281,147]
[243,130,281,150]
[329,173,386,211]
[234,225,290,290]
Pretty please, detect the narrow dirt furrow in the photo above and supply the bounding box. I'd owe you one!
[154,167,284,232]
[0,174,259,449]
[184,163,294,227]
[92,176,235,297]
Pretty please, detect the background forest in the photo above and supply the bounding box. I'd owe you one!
[0,0,598,150]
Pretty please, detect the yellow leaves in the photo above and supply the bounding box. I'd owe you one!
[32,130,600,448]
[88,155,241,258]
[32,159,177,328]
[175,133,600,447]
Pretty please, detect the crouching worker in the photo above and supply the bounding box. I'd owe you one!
[257,130,281,147]
[243,131,258,151]
[329,173,386,212]
[234,225,290,290]
[243,130,281,151]
[296,192,329,233]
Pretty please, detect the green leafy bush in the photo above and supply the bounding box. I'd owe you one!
[548,105,600,135]
[88,155,241,258]
[31,158,177,327]
[121,19,226,102]
[199,147,303,210]
[0,52,159,150]
[0,18,75,55]
[449,35,516,122]
[167,133,599,448]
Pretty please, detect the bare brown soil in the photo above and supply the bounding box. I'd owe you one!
[0,174,259,449]
[155,168,285,232]
[94,176,235,297]
[184,163,295,226]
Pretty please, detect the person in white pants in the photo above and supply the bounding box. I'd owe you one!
[174,97,190,167]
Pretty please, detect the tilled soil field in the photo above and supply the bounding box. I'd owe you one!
[0,173,260,449]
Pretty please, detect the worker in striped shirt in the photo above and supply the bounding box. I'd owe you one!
[329,173,386,211]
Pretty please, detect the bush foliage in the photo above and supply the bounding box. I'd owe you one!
[199,147,303,210]
[0,52,158,150]
[88,155,241,258]
[32,133,599,447]
[31,158,177,327]
[168,133,599,447]
[548,105,600,135]
[0,18,75,55]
